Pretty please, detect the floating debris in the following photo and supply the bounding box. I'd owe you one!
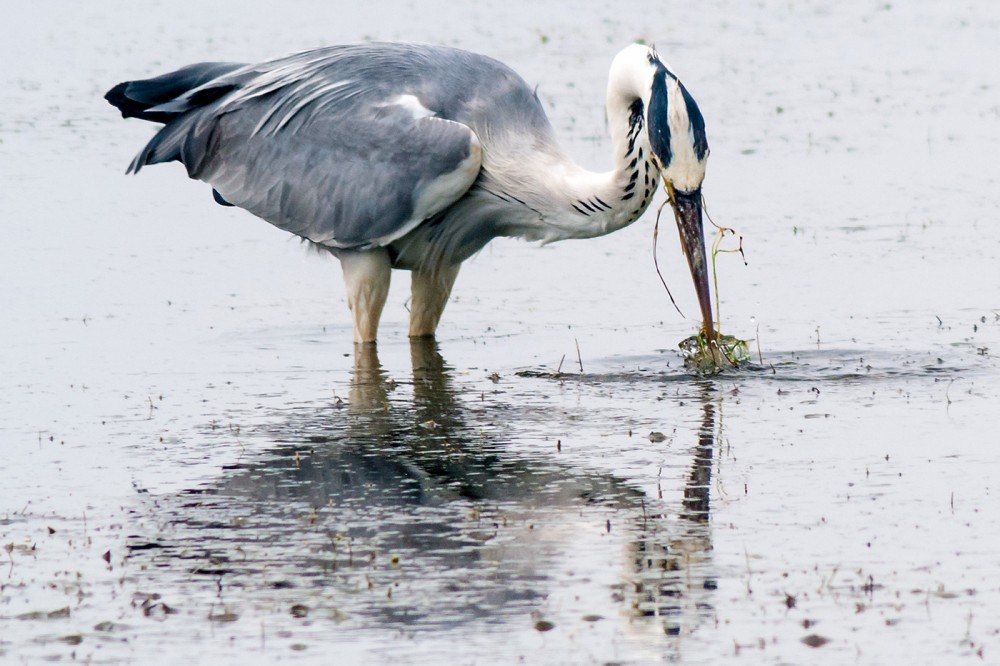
[16,607,70,621]
[801,634,830,648]
[208,608,239,623]
[679,331,751,374]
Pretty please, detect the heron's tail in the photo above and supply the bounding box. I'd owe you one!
[106,62,249,174]
[105,62,243,123]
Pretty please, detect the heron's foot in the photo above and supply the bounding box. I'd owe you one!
[409,336,446,375]
[352,340,380,371]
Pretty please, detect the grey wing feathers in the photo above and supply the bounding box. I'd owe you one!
[205,109,480,248]
[124,44,492,249]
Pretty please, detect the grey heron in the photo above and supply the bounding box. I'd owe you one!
[106,42,713,343]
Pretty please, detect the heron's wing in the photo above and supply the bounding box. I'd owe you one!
[128,45,484,249]
[200,107,482,249]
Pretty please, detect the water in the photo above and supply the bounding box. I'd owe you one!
[2,1,999,664]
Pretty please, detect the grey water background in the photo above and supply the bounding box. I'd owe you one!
[2,1,999,664]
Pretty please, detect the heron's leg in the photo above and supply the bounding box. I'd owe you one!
[409,263,460,338]
[338,249,392,344]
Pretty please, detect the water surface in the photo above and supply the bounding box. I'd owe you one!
[2,1,999,664]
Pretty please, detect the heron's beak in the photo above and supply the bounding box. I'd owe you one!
[668,185,716,341]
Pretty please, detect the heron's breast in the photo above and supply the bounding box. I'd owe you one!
[386,188,507,271]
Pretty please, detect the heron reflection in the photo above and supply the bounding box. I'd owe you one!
[627,387,718,638]
[127,343,722,637]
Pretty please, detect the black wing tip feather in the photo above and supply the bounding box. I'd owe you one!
[104,80,176,123]
[105,81,144,120]
[104,62,244,123]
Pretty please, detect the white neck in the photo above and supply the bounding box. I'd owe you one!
[498,45,661,244]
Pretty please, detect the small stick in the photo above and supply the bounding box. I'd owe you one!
[574,338,584,373]
[704,198,746,335]
[755,321,763,365]
[556,354,565,374]
[652,199,685,317]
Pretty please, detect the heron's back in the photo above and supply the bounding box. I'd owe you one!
[109,43,561,265]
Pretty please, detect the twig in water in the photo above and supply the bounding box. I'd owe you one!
[744,547,753,595]
[755,320,764,365]
[575,339,584,373]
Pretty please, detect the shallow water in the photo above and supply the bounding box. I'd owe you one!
[2,1,1000,664]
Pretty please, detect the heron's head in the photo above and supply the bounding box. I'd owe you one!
[644,50,708,192]
[636,46,715,338]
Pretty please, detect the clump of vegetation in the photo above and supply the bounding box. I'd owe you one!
[679,331,750,373]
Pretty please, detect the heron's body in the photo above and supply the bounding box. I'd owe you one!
[107,42,712,343]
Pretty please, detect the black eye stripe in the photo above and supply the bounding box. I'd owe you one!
[647,71,671,167]
[679,80,708,160]
[646,60,709,164]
